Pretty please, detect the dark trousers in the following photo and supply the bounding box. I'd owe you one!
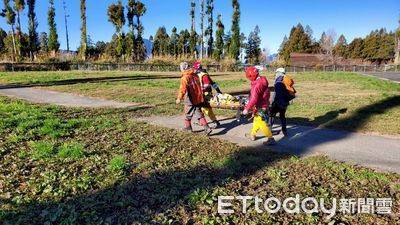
[269,104,287,133]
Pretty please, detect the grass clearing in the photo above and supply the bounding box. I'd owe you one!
[0,97,399,224]
[1,71,399,135]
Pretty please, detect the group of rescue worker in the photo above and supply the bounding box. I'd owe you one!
[176,61,295,146]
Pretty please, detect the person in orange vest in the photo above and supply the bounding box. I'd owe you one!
[242,66,276,145]
[193,61,222,128]
[176,62,212,136]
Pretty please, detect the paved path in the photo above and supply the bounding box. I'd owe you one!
[363,72,400,83]
[0,85,144,108]
[140,116,400,173]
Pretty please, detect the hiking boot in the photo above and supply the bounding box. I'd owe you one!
[263,138,276,146]
[181,126,193,133]
[203,126,212,136]
[245,133,256,141]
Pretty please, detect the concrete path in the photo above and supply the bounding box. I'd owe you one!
[0,85,144,108]
[363,72,400,83]
[140,116,400,174]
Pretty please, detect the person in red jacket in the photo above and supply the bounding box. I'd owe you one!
[242,66,276,145]
[176,62,212,136]
[193,61,222,127]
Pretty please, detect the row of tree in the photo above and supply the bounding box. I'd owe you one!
[0,0,87,61]
[151,0,250,62]
[279,23,398,64]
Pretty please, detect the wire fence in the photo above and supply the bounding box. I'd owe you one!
[0,63,223,72]
[0,62,399,73]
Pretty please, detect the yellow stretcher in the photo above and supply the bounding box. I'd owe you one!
[209,93,247,110]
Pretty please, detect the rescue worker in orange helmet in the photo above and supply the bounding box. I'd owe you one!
[193,61,222,128]
[176,62,212,136]
[242,66,276,145]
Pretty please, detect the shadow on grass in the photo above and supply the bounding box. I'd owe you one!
[288,108,348,127]
[1,96,399,223]
[0,147,289,224]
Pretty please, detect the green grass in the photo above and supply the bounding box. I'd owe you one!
[1,71,399,135]
[57,143,85,159]
[0,84,399,223]
[30,141,56,160]
[108,155,127,172]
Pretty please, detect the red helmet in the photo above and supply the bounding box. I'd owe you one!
[246,66,259,81]
[193,61,202,70]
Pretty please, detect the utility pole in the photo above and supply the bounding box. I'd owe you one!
[63,0,70,52]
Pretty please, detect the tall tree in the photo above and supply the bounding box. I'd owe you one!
[189,0,197,58]
[396,17,400,64]
[205,0,214,57]
[39,31,48,52]
[169,27,179,57]
[319,29,336,58]
[333,34,347,58]
[0,28,7,54]
[14,0,24,56]
[27,0,39,60]
[134,0,146,61]
[1,0,17,59]
[80,0,87,60]
[199,0,204,59]
[152,26,169,56]
[127,0,136,61]
[346,38,364,59]
[13,0,24,32]
[245,26,261,64]
[229,0,240,60]
[280,23,314,63]
[178,29,190,57]
[278,35,288,54]
[48,0,59,56]
[213,14,224,61]
[107,0,125,60]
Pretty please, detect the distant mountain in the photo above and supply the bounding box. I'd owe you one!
[144,39,153,59]
[268,53,279,62]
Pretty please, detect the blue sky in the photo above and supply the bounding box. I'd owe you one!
[0,0,399,53]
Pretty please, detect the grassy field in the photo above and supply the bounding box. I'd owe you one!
[1,71,399,135]
[0,97,399,224]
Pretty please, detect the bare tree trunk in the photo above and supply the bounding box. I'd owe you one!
[10,25,17,61]
[200,0,204,60]
[16,11,22,57]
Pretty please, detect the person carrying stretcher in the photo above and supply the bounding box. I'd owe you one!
[193,61,222,128]
[242,66,276,146]
[176,62,212,136]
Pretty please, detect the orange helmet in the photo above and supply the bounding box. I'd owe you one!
[246,66,259,81]
[193,61,202,70]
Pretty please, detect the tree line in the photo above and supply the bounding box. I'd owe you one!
[279,23,398,65]
[1,0,262,64]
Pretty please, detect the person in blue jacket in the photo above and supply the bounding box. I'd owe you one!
[269,68,295,137]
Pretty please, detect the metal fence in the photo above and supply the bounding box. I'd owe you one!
[0,63,223,72]
[0,62,399,73]
[261,64,400,73]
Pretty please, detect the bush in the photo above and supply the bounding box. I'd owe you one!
[315,64,323,71]
[58,143,85,159]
